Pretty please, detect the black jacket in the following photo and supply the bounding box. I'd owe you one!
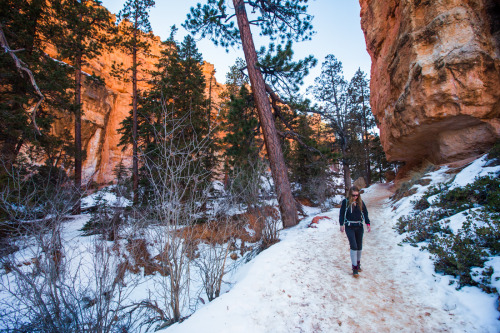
[339,198,370,226]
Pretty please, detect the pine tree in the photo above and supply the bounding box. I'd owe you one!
[0,0,74,175]
[287,114,332,203]
[118,30,174,159]
[223,58,249,98]
[168,35,208,141]
[114,0,155,204]
[370,135,394,182]
[118,33,211,203]
[223,85,260,167]
[309,54,356,194]
[184,0,315,227]
[51,0,114,213]
[349,68,375,185]
[119,33,209,153]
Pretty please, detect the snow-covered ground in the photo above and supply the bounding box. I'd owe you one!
[162,160,500,332]
[81,185,132,208]
[2,155,499,332]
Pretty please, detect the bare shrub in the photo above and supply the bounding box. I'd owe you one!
[226,158,267,210]
[0,162,140,332]
[258,207,281,250]
[192,219,233,302]
[131,110,213,328]
[392,163,437,201]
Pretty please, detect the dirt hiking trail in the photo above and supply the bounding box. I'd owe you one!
[166,183,484,333]
[274,183,459,332]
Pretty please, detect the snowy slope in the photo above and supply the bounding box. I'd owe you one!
[162,178,500,332]
[2,156,498,332]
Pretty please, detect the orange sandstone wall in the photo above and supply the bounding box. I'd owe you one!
[47,22,224,185]
[359,0,500,164]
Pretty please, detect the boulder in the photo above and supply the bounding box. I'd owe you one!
[353,177,367,189]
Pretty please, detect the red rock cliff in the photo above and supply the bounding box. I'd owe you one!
[47,22,223,185]
[359,0,500,165]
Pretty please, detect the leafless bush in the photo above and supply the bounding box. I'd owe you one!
[0,221,141,332]
[193,219,233,302]
[132,110,213,327]
[0,162,140,332]
[299,169,338,212]
[226,158,267,210]
[72,236,141,332]
[259,208,281,250]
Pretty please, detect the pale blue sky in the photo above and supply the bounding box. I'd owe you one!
[100,0,371,89]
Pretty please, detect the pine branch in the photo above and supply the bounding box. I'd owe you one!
[1,23,43,135]
[265,83,322,155]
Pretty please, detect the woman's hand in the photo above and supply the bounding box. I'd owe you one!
[367,224,371,232]
[340,225,345,233]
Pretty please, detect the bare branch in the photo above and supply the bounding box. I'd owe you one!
[0,23,43,135]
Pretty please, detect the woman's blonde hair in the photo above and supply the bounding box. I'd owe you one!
[348,186,363,210]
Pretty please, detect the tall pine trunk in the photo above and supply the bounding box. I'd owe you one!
[207,70,213,133]
[73,51,82,214]
[362,90,371,185]
[233,0,298,227]
[363,134,371,185]
[132,34,139,205]
[342,159,352,195]
[341,140,351,195]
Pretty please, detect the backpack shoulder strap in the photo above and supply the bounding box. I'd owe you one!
[344,198,349,222]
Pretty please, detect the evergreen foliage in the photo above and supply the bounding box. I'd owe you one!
[224,58,249,97]
[395,163,500,291]
[0,0,74,172]
[348,69,375,185]
[220,60,265,208]
[115,0,156,63]
[369,135,394,182]
[286,114,334,206]
[184,0,314,48]
[52,0,114,66]
[51,0,115,212]
[309,54,355,192]
[118,33,211,204]
[223,85,260,167]
[184,0,318,228]
[257,41,317,100]
[310,55,393,189]
[113,0,155,204]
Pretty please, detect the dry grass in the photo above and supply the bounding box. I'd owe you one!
[179,206,280,245]
[296,197,317,207]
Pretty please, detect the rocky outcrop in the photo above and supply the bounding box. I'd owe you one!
[46,32,162,184]
[47,22,223,185]
[359,0,500,165]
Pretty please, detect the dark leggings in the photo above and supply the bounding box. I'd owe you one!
[345,225,364,250]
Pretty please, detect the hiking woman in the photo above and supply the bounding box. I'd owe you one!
[339,186,371,277]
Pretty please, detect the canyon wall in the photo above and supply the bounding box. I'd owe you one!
[47,24,223,185]
[359,0,500,165]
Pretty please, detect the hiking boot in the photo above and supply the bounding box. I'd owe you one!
[357,261,362,272]
[352,265,359,278]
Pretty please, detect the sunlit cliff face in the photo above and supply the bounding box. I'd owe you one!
[45,21,223,185]
[359,0,500,165]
